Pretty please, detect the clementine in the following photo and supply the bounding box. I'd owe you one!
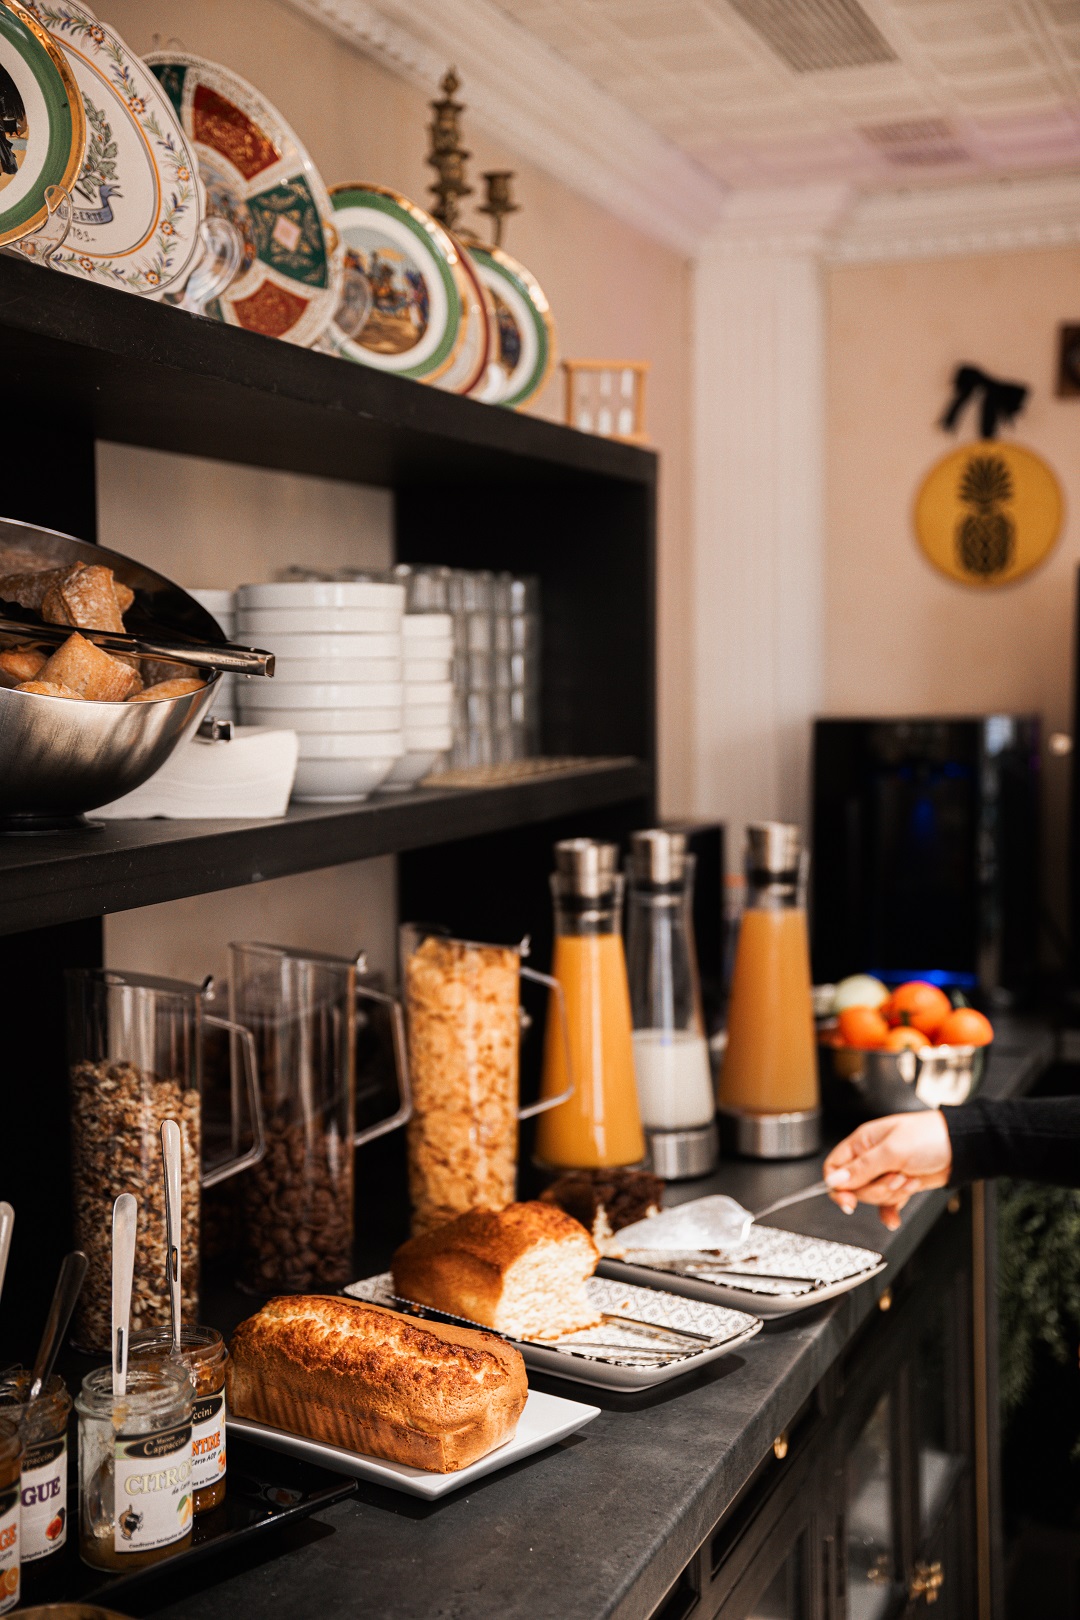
[936,1007,993,1048]
[883,1025,929,1052]
[884,980,952,1037]
[838,1006,890,1050]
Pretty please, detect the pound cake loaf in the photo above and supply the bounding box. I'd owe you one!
[227,1295,527,1472]
[392,1201,602,1341]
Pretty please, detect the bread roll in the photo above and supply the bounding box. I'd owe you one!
[392,1201,602,1341]
[227,1295,527,1473]
[36,632,140,701]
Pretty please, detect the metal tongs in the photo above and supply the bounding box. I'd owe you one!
[0,608,274,678]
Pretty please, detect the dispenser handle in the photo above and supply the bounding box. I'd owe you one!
[200,1014,266,1189]
[353,984,413,1147]
[516,966,575,1119]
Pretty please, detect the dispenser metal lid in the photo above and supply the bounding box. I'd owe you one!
[553,838,619,898]
[746,822,801,876]
[629,828,688,885]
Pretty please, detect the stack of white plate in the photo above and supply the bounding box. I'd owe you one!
[235,580,406,801]
[187,588,238,723]
[382,613,454,790]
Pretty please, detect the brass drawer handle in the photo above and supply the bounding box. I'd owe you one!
[909,1559,944,1604]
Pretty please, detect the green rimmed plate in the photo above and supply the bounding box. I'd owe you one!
[325,184,468,382]
[145,49,343,347]
[465,242,555,408]
[18,1,203,294]
[0,0,83,247]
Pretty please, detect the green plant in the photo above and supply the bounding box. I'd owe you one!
[998,1180,1080,1424]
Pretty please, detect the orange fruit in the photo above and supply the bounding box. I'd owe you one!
[884,980,952,1037]
[884,1025,929,1052]
[936,1007,993,1048]
[838,1006,890,1050]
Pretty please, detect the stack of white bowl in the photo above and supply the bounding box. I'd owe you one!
[187,588,238,723]
[234,580,405,802]
[381,612,455,789]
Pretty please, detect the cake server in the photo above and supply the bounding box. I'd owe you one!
[615,1182,831,1256]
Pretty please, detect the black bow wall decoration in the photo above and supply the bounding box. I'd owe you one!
[940,364,1029,440]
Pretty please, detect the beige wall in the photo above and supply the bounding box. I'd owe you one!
[825,245,1080,921]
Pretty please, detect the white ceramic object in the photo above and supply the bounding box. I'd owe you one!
[240,681,404,710]
[403,725,453,750]
[272,656,402,684]
[379,750,444,790]
[402,613,454,641]
[297,732,404,760]
[403,705,453,731]
[227,1388,600,1501]
[250,705,401,733]
[404,680,453,705]
[292,756,399,801]
[259,632,402,659]
[404,657,453,682]
[238,581,405,611]
[236,606,402,635]
[187,588,236,619]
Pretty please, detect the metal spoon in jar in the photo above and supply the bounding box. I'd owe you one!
[160,1119,183,1355]
[28,1250,88,1403]
[0,1203,13,1311]
[112,1194,137,1400]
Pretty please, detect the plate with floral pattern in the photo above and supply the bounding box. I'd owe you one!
[15,1,201,292]
[146,49,343,346]
[0,0,84,248]
[323,184,468,381]
[465,241,555,408]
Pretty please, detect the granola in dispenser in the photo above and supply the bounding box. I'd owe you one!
[404,935,520,1235]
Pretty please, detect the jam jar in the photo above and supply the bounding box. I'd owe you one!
[131,1326,227,1513]
[0,1415,23,1614]
[76,1360,193,1572]
[0,1371,71,1564]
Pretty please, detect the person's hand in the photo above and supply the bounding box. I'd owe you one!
[823,1112,953,1231]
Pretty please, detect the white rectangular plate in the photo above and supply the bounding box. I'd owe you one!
[599,1224,886,1318]
[345,1273,761,1389]
[228,1388,599,1500]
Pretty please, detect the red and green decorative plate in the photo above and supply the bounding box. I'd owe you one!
[0,0,84,247]
[145,49,342,346]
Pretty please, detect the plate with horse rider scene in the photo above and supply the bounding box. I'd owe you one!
[0,0,84,248]
[145,49,343,347]
[322,183,469,382]
[464,240,555,409]
[15,0,202,293]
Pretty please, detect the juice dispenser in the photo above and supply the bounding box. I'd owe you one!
[625,829,718,1179]
[535,839,645,1169]
[717,822,820,1158]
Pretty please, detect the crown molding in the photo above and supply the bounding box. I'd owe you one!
[280,0,727,257]
[828,171,1080,262]
[700,183,854,257]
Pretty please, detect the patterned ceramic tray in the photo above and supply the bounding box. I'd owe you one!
[601,1225,886,1318]
[346,1272,761,1389]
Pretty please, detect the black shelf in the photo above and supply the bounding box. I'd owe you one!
[0,759,649,935]
[0,253,655,495]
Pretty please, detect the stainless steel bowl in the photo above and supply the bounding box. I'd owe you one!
[0,517,222,828]
[820,1042,989,1118]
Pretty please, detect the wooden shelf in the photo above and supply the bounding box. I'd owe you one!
[0,254,655,494]
[0,759,650,935]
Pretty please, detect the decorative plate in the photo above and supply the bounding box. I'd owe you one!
[433,225,495,394]
[15,1,201,292]
[465,241,555,408]
[0,0,83,248]
[145,50,343,346]
[324,184,468,381]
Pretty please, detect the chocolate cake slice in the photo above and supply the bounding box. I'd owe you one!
[539,1168,664,1247]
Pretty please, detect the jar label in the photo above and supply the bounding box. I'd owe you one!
[21,1435,66,1562]
[113,1422,192,1554]
[191,1391,226,1492]
[0,1481,19,1614]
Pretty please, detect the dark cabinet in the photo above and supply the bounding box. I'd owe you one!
[653,1203,977,1620]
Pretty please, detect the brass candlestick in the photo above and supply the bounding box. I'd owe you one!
[479,171,519,248]
[426,67,472,230]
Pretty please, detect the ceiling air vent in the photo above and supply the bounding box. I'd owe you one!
[862,118,971,166]
[726,0,897,72]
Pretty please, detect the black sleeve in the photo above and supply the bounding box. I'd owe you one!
[942,1096,1080,1187]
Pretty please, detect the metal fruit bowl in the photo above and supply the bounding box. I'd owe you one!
[0,518,232,829]
[820,1040,989,1118]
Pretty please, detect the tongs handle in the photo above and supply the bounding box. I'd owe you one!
[0,613,274,677]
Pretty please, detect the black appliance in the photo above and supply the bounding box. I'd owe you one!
[812,717,1039,1002]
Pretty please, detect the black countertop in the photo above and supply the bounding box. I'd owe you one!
[139,1021,1054,1620]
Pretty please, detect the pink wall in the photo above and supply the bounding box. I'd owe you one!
[825,245,1080,927]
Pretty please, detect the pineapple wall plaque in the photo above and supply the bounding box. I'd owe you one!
[914,364,1063,587]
